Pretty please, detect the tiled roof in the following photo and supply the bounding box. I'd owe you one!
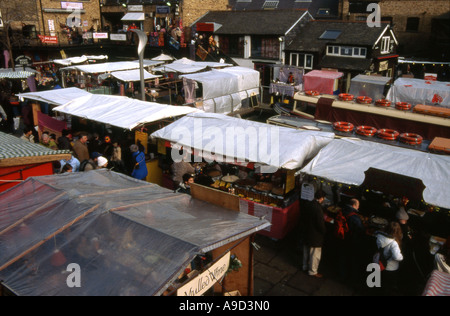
[285,20,390,52]
[196,10,309,35]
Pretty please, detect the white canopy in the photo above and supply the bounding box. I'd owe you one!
[121,12,145,21]
[53,94,200,130]
[153,58,232,74]
[52,55,108,66]
[151,112,335,171]
[151,53,174,61]
[180,67,260,113]
[17,87,91,106]
[299,138,450,209]
[386,77,450,107]
[61,60,164,74]
[110,69,161,82]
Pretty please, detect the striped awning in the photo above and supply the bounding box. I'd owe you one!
[0,132,71,166]
[422,270,450,296]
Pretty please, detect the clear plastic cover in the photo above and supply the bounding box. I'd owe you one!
[0,170,270,296]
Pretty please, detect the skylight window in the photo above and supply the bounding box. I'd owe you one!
[319,30,342,40]
[263,1,279,9]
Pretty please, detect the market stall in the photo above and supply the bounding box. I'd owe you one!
[0,131,71,193]
[151,112,335,239]
[180,67,260,114]
[60,60,164,94]
[52,55,109,67]
[386,77,450,108]
[0,169,270,296]
[348,75,391,101]
[303,70,343,95]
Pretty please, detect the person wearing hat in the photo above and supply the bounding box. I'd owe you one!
[81,152,101,172]
[97,156,108,169]
[130,144,148,180]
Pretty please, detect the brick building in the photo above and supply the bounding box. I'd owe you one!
[340,0,450,59]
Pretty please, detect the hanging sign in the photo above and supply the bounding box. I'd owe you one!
[300,183,315,201]
[15,55,33,67]
[38,35,58,44]
[177,252,231,296]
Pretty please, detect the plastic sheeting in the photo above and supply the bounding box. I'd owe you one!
[299,138,450,209]
[180,67,260,113]
[349,75,391,101]
[151,112,335,170]
[153,58,232,74]
[0,68,38,79]
[303,70,343,95]
[52,55,108,66]
[386,78,450,107]
[0,170,270,296]
[53,94,200,130]
[60,60,164,74]
[109,69,161,82]
[18,88,92,106]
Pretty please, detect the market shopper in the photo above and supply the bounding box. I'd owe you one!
[375,221,404,295]
[176,173,194,195]
[300,189,327,278]
[130,144,148,181]
[72,133,90,162]
[20,127,35,143]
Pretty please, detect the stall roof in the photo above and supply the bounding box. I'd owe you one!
[60,60,164,74]
[151,112,335,170]
[153,58,232,74]
[52,55,108,66]
[53,94,200,130]
[0,67,38,79]
[121,12,145,21]
[299,138,450,209]
[0,131,71,167]
[109,69,162,82]
[349,74,391,101]
[17,88,92,106]
[151,53,174,61]
[0,169,270,296]
[386,77,450,107]
[304,70,344,80]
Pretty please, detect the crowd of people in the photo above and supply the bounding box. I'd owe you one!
[299,189,449,295]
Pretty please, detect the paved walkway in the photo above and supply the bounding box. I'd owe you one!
[252,227,428,296]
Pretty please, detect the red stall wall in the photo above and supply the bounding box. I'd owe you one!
[0,163,54,193]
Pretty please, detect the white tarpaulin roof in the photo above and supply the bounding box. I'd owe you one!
[151,53,174,61]
[300,138,450,209]
[180,67,260,113]
[53,94,200,130]
[61,60,164,74]
[153,58,232,74]
[110,69,161,82]
[386,77,450,107]
[151,112,335,170]
[349,74,391,101]
[52,55,108,66]
[121,12,145,21]
[17,87,92,106]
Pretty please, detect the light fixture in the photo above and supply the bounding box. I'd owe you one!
[167,1,172,6]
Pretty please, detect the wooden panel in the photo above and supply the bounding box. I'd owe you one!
[212,236,253,296]
[190,183,240,212]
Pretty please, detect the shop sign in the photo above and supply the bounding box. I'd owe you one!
[177,252,230,296]
[93,33,109,39]
[379,60,388,72]
[38,35,58,44]
[128,5,143,12]
[0,10,3,29]
[61,2,83,10]
[156,6,170,15]
[15,55,33,67]
[48,20,56,36]
[110,34,127,41]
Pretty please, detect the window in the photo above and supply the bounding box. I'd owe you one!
[406,17,420,32]
[381,36,391,54]
[262,1,279,9]
[251,36,280,59]
[305,54,313,69]
[290,53,300,67]
[327,45,366,58]
[289,53,313,69]
[219,36,245,57]
[319,30,342,40]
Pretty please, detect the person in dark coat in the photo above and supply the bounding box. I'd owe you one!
[301,189,327,278]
